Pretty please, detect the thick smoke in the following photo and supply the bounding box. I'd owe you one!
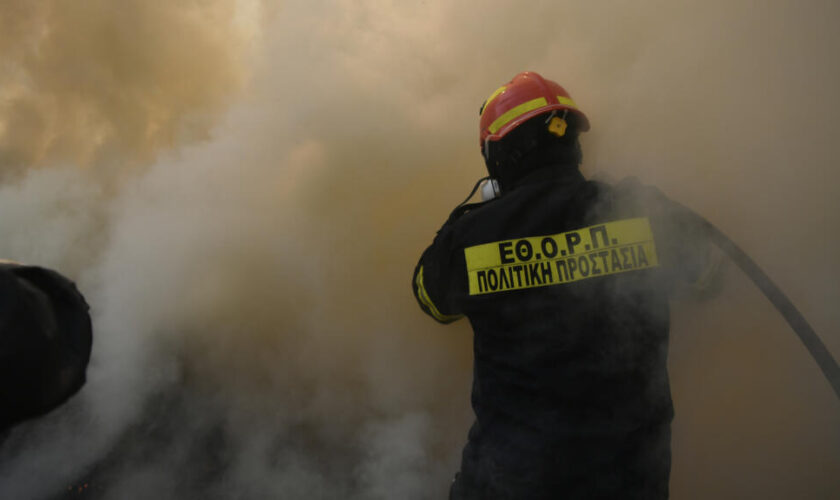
[0,0,244,178]
[0,1,837,499]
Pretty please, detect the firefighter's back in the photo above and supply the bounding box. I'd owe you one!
[448,171,673,499]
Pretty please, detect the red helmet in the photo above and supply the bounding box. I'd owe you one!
[479,71,590,149]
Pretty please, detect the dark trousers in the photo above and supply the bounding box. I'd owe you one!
[449,422,671,500]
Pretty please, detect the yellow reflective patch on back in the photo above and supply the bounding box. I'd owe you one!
[488,97,548,134]
[464,218,659,295]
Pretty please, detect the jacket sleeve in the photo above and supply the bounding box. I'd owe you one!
[614,178,727,296]
[412,224,464,324]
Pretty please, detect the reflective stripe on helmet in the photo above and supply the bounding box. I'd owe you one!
[481,85,508,116]
[488,97,548,134]
[557,95,577,108]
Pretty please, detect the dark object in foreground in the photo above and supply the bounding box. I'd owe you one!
[0,261,92,433]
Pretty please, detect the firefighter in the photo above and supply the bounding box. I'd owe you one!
[412,72,720,499]
[0,261,92,435]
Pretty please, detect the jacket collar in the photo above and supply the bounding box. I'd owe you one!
[510,164,585,190]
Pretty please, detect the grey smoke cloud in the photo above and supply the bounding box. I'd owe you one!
[0,0,837,499]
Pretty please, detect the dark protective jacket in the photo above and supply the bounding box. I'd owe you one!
[0,262,92,434]
[412,166,715,499]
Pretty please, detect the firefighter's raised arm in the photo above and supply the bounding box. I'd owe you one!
[412,226,463,324]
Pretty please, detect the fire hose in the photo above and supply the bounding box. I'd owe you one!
[684,209,840,401]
